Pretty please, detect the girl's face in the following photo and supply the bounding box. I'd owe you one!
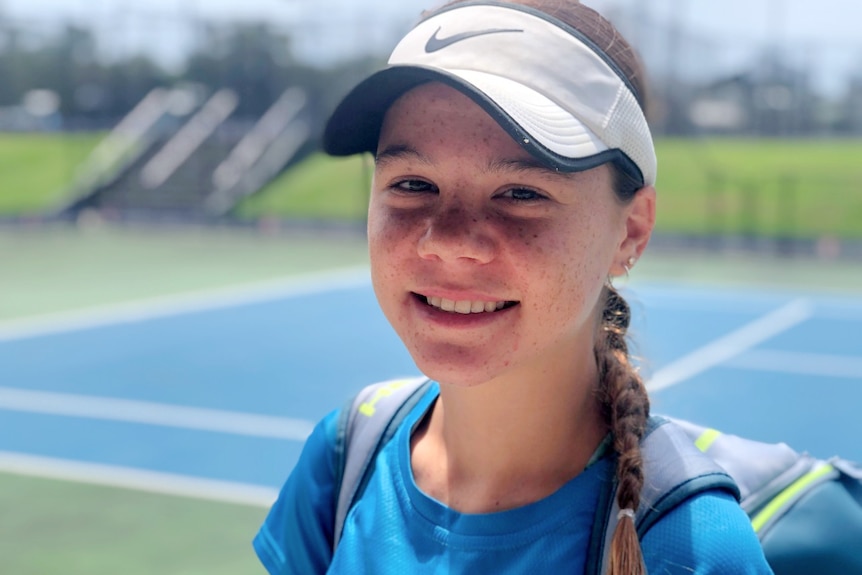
[369,82,651,387]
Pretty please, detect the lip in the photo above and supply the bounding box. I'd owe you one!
[409,291,519,328]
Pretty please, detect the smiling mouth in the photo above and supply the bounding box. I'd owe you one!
[415,293,519,315]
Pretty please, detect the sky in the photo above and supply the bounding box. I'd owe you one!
[2,0,860,95]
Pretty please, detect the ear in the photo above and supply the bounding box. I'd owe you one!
[611,186,656,276]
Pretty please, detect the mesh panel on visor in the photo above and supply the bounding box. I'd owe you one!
[601,86,657,186]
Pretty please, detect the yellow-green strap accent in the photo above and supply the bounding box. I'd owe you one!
[358,379,412,417]
[694,428,722,453]
[750,463,835,533]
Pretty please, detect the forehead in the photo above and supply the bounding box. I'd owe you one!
[381,82,512,137]
[379,82,537,163]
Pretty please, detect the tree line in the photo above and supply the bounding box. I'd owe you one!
[0,21,383,136]
[1,18,861,137]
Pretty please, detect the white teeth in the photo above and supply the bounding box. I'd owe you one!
[424,296,510,314]
[454,300,472,314]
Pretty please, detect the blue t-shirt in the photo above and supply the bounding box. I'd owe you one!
[254,385,773,574]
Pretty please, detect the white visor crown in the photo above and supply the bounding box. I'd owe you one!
[324,2,657,187]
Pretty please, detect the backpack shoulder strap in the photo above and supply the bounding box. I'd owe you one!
[669,417,843,538]
[332,376,433,550]
[588,416,740,575]
[636,417,742,533]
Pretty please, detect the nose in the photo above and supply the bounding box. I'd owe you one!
[417,204,495,264]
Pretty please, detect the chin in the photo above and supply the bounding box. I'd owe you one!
[411,350,506,389]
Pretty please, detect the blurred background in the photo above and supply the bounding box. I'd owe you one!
[1,0,860,573]
[0,0,860,245]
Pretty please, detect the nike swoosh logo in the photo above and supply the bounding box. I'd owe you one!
[424,26,523,53]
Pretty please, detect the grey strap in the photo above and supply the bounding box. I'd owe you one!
[332,376,431,549]
[597,417,739,575]
[668,417,816,514]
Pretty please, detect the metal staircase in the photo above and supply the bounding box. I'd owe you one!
[59,86,311,221]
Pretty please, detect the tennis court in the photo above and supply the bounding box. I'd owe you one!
[1,227,860,572]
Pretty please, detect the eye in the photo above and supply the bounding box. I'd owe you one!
[497,187,547,202]
[393,179,436,194]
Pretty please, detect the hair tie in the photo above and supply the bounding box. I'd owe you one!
[617,508,635,521]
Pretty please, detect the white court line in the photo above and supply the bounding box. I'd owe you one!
[0,451,277,507]
[646,299,814,393]
[0,387,315,441]
[726,349,862,380]
[0,266,370,342]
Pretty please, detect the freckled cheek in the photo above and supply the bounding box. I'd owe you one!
[369,209,412,255]
[523,232,601,319]
[499,222,555,281]
[368,209,422,305]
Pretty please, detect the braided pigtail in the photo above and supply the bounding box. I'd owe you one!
[596,285,650,575]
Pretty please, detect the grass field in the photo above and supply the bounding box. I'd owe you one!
[0,133,102,214]
[653,138,862,238]
[235,153,373,222]
[1,133,861,239]
[0,473,266,575]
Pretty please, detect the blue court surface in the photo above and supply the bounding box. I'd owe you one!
[0,269,860,503]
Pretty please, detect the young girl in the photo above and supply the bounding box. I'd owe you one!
[255,1,774,573]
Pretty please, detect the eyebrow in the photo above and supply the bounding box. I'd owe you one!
[374,144,432,168]
[485,157,566,179]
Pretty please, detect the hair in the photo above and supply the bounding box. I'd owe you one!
[435,2,652,573]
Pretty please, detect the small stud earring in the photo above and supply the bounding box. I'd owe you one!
[623,256,636,275]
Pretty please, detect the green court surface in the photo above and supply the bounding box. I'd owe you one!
[0,473,267,575]
[1,223,860,575]
[0,224,369,320]
[633,247,862,294]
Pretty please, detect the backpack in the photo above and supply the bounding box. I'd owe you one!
[332,377,862,574]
